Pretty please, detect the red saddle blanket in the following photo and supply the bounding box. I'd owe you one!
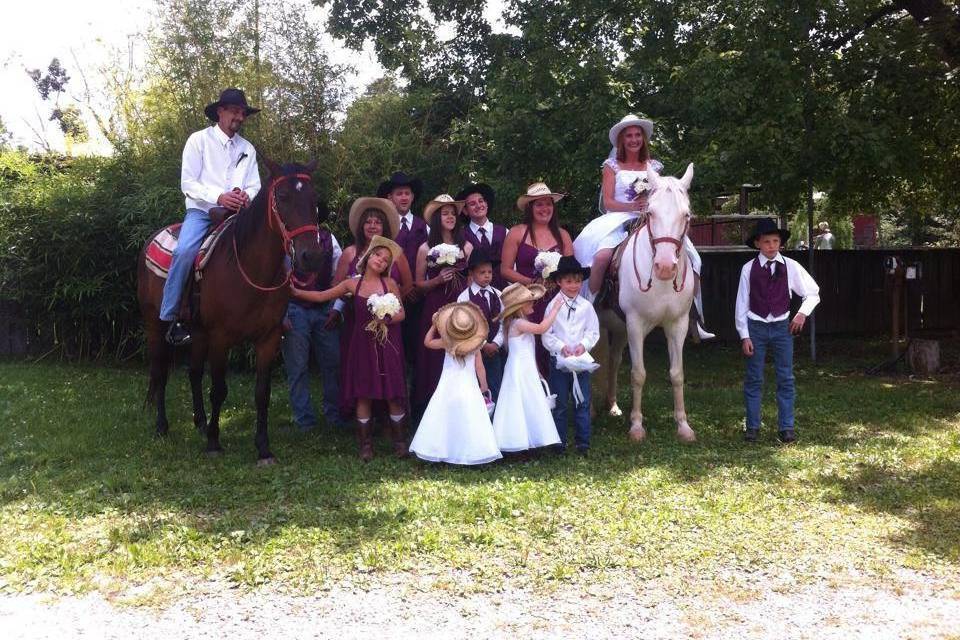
[144,217,235,280]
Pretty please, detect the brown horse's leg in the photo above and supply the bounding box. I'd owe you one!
[188,336,208,437]
[253,330,282,464]
[146,324,171,437]
[205,341,228,454]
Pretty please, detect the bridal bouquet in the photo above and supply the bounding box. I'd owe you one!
[427,243,463,267]
[534,250,562,279]
[365,292,402,344]
[625,175,650,201]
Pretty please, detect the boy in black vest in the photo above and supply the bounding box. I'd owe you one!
[735,219,820,444]
[457,249,505,401]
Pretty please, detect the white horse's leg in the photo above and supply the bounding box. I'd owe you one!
[665,315,696,443]
[607,314,628,417]
[625,314,649,442]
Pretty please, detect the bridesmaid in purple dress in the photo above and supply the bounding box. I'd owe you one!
[500,182,574,375]
[412,194,475,411]
[292,235,409,462]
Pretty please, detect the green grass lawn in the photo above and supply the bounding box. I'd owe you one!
[1,338,958,599]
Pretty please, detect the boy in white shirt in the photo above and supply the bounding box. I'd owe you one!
[457,249,505,400]
[543,256,600,454]
[735,218,820,444]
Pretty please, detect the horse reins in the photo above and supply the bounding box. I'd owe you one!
[633,215,690,293]
[234,172,318,292]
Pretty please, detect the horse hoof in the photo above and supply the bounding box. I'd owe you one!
[677,425,697,443]
[629,425,646,442]
[205,447,224,456]
[609,404,623,418]
[256,456,278,467]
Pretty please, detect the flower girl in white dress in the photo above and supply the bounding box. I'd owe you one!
[409,302,503,465]
[492,283,564,452]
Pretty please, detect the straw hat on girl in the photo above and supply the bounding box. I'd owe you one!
[433,302,489,358]
[348,197,401,240]
[516,183,564,211]
[357,235,403,271]
[422,194,465,222]
[497,282,547,320]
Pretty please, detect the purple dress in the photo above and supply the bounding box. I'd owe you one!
[413,257,468,406]
[341,276,407,411]
[513,226,560,375]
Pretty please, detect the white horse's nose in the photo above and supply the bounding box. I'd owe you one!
[654,258,678,280]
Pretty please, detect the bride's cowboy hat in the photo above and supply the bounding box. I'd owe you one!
[433,302,489,358]
[376,171,424,200]
[497,282,547,320]
[745,218,791,250]
[422,194,465,222]
[204,88,261,122]
[349,197,401,240]
[357,235,403,272]
[516,182,565,211]
[609,114,654,145]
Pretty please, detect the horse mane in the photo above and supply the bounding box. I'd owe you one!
[234,163,313,246]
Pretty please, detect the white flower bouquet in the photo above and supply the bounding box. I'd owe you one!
[625,175,650,201]
[365,292,402,344]
[427,243,463,267]
[534,250,562,279]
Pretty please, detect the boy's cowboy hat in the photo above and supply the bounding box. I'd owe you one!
[422,194,465,222]
[433,302,489,358]
[464,247,501,272]
[550,255,591,281]
[376,171,424,200]
[609,114,653,145]
[516,182,565,211]
[455,183,496,210]
[746,218,791,249]
[348,197,401,240]
[204,88,261,122]
[357,235,403,272]
[497,282,546,321]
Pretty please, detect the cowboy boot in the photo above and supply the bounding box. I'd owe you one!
[390,416,410,458]
[356,419,374,462]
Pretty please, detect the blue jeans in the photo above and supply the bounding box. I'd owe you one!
[549,359,592,450]
[744,319,795,431]
[281,302,342,429]
[483,350,504,402]
[159,208,210,321]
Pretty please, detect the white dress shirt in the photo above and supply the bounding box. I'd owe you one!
[457,283,504,347]
[542,292,600,356]
[735,253,820,340]
[469,219,494,240]
[181,125,261,212]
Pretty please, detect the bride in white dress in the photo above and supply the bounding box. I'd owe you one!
[410,303,502,465]
[573,114,712,339]
[491,283,564,452]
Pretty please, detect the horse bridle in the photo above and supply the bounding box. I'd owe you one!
[633,211,690,293]
[235,172,319,292]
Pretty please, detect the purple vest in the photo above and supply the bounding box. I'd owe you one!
[291,228,335,309]
[464,223,508,289]
[395,215,429,274]
[469,287,502,343]
[749,257,790,318]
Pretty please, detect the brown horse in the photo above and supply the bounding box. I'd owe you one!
[137,158,324,463]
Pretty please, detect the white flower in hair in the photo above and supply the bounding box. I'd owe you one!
[534,250,562,279]
[427,243,463,267]
[366,292,402,320]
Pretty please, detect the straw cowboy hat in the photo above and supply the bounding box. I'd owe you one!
[349,197,401,240]
[357,235,403,272]
[746,218,791,249]
[422,194,465,223]
[497,282,547,320]
[204,88,261,122]
[516,182,565,211]
[609,114,654,145]
[433,302,489,358]
[376,171,424,200]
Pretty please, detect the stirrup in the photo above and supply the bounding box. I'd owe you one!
[165,321,193,347]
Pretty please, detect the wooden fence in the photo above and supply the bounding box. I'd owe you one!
[698,248,960,340]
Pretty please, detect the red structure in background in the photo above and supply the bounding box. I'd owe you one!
[690,215,781,248]
[853,214,879,248]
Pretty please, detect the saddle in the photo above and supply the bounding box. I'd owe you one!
[595,218,645,322]
[144,208,235,320]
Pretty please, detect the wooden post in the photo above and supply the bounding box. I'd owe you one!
[891,264,903,359]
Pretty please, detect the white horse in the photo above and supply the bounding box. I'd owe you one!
[618,163,697,443]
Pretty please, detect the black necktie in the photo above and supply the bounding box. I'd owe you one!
[478,289,491,316]
[567,299,576,320]
[478,226,490,248]
[765,261,775,279]
[401,218,409,234]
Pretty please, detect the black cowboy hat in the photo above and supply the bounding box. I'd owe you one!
[376,171,423,200]
[550,255,591,281]
[746,218,791,249]
[204,88,261,122]
[464,248,501,272]
[454,183,496,210]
